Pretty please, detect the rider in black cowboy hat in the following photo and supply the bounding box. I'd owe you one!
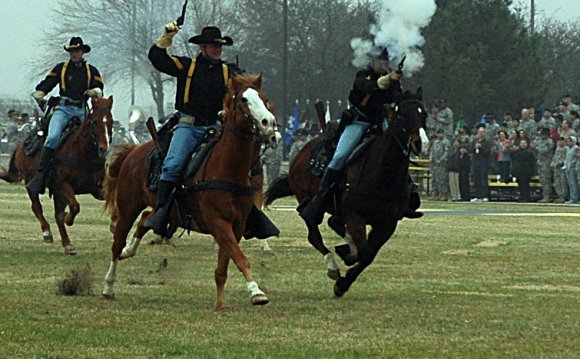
[145,22,278,239]
[27,36,104,194]
[300,46,423,224]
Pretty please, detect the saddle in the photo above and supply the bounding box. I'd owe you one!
[23,114,78,157]
[306,119,378,177]
[146,127,220,191]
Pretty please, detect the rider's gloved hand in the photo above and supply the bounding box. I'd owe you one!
[377,72,401,90]
[32,90,45,101]
[84,88,103,98]
[155,21,179,49]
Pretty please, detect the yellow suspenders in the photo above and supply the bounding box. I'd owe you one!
[60,61,92,92]
[183,59,229,104]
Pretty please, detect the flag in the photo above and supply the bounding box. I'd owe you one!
[284,105,300,144]
[325,102,331,124]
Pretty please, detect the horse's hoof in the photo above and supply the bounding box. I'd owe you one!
[102,293,116,300]
[64,245,76,256]
[109,224,116,234]
[327,269,340,281]
[334,278,347,298]
[42,232,54,244]
[251,294,269,306]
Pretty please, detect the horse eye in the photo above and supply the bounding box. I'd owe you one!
[417,108,422,113]
[241,97,248,103]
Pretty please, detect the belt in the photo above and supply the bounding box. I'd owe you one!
[178,115,196,125]
[60,99,83,107]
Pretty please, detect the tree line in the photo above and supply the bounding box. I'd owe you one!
[30,0,580,127]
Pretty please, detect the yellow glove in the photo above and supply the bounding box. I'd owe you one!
[84,88,103,98]
[155,21,179,49]
[377,72,401,90]
[31,90,45,101]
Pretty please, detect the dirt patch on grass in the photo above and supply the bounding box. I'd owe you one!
[441,249,470,255]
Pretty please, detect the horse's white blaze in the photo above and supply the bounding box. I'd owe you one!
[242,88,276,136]
[246,280,265,297]
[419,127,429,154]
[103,260,118,296]
[120,236,142,259]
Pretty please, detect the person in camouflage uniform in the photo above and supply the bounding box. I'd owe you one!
[262,144,282,186]
[288,128,308,165]
[484,113,500,142]
[520,108,538,140]
[537,108,556,131]
[551,136,568,203]
[563,94,579,113]
[558,102,570,123]
[426,105,437,138]
[435,100,454,140]
[429,129,450,200]
[532,128,555,202]
[569,111,580,133]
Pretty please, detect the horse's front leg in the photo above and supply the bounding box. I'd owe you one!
[26,188,53,243]
[304,219,339,281]
[60,183,80,226]
[215,247,231,311]
[335,220,397,297]
[52,192,75,255]
[212,217,268,308]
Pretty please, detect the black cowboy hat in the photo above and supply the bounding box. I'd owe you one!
[64,37,91,53]
[370,46,389,61]
[188,26,233,46]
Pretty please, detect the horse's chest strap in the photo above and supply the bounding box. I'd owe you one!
[186,180,255,196]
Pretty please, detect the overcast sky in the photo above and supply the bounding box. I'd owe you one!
[0,0,579,121]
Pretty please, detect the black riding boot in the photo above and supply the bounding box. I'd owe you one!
[299,168,341,225]
[243,205,280,239]
[403,181,424,219]
[143,180,176,235]
[26,147,56,195]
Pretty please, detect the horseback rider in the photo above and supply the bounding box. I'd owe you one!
[27,37,104,194]
[145,22,279,239]
[300,46,423,224]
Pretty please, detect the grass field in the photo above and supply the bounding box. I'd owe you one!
[0,181,578,358]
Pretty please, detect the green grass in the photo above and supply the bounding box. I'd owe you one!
[0,181,578,358]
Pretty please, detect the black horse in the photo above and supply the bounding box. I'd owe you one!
[265,88,428,296]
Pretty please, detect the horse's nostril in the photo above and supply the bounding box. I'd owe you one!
[262,119,268,127]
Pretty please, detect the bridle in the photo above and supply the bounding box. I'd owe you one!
[87,104,113,155]
[388,99,425,158]
[225,85,268,143]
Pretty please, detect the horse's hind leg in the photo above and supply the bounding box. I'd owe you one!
[334,220,398,297]
[103,207,142,299]
[26,189,53,243]
[304,220,340,281]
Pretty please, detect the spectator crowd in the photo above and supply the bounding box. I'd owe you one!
[425,94,580,204]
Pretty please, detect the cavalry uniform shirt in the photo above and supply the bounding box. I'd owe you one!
[148,46,237,126]
[35,60,104,102]
[348,66,402,126]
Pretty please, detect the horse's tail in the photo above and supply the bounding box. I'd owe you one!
[0,150,23,183]
[264,174,293,207]
[103,144,136,215]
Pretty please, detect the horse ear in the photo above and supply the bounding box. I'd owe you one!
[254,73,263,89]
[230,76,241,89]
[416,87,423,101]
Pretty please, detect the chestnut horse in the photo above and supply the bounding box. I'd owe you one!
[102,75,278,310]
[0,97,113,255]
[265,88,429,297]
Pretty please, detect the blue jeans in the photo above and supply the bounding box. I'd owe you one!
[565,170,578,202]
[45,104,85,149]
[328,121,370,171]
[160,123,216,182]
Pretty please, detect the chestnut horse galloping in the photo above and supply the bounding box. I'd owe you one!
[0,97,113,255]
[265,88,428,297]
[102,75,278,310]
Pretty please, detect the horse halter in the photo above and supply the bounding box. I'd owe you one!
[227,86,275,143]
[389,99,426,157]
[87,104,113,156]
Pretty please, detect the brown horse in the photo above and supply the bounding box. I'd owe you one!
[0,97,113,255]
[265,88,429,297]
[102,75,278,310]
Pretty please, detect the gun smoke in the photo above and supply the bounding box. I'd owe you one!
[351,0,436,76]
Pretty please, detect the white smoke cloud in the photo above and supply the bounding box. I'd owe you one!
[351,0,437,76]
